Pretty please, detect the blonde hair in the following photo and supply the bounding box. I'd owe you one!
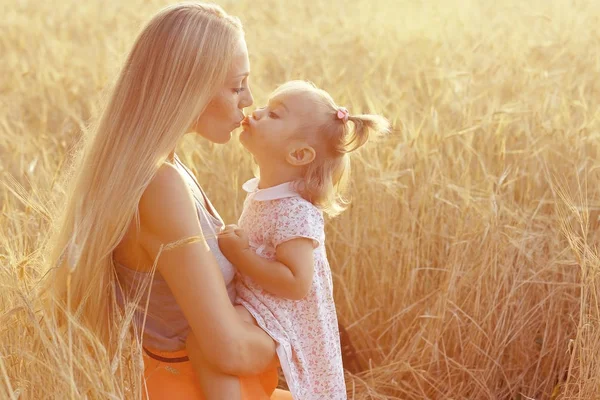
[272,80,391,217]
[43,2,243,348]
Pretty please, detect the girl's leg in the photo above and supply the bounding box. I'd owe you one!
[186,331,242,400]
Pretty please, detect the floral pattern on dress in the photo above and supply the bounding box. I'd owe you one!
[235,187,347,400]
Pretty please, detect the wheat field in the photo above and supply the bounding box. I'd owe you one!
[1,0,600,399]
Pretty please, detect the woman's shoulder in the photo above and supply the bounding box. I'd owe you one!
[141,162,189,211]
[138,162,200,241]
[144,161,185,193]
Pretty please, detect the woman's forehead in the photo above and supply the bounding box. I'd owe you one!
[228,38,250,79]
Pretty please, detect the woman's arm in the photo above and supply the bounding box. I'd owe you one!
[138,164,275,375]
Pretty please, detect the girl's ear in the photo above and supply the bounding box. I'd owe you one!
[285,145,316,166]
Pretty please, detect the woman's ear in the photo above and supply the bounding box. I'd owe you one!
[285,145,316,166]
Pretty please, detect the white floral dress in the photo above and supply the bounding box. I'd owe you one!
[235,178,347,400]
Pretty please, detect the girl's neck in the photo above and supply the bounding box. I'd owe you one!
[256,162,303,189]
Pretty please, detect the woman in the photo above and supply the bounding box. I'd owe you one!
[45,3,291,398]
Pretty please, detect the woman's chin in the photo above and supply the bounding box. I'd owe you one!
[215,131,233,144]
[192,130,230,144]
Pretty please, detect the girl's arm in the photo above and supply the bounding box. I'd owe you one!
[218,227,315,300]
[138,164,275,375]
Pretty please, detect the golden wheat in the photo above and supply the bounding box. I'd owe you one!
[1,0,599,398]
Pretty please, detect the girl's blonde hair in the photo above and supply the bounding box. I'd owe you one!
[43,2,243,348]
[272,80,391,217]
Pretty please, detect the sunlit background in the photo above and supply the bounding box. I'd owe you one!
[1,0,600,398]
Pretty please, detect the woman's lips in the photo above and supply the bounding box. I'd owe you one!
[231,116,246,131]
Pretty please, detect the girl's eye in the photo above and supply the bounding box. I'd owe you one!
[233,87,245,94]
[268,112,278,119]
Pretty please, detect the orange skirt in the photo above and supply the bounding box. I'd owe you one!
[142,347,293,400]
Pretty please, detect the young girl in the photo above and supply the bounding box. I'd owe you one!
[189,80,390,400]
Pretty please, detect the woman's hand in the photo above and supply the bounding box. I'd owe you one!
[218,224,250,266]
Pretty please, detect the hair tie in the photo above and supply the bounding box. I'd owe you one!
[336,107,349,123]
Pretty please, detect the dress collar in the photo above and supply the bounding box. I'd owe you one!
[242,178,299,201]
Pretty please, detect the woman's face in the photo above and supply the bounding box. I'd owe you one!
[191,37,253,144]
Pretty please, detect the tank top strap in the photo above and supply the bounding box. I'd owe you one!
[173,154,223,226]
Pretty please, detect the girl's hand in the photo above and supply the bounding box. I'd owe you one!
[218,225,250,265]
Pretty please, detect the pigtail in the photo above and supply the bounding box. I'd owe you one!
[344,113,391,152]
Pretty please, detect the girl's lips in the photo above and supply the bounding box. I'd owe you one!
[241,115,251,129]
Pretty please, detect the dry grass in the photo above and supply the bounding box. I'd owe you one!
[1,0,600,398]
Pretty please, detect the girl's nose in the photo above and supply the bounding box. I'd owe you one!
[252,108,263,120]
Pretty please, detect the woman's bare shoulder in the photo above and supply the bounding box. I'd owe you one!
[138,162,201,243]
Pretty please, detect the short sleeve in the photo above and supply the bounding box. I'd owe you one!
[270,198,324,249]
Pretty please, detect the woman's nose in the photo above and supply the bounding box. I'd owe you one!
[240,87,254,109]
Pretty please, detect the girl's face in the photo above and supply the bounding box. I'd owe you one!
[191,37,254,144]
[239,91,309,162]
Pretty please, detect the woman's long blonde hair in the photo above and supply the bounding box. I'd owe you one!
[44,2,243,348]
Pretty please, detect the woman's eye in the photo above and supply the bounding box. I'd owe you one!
[268,112,278,119]
[233,87,244,94]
